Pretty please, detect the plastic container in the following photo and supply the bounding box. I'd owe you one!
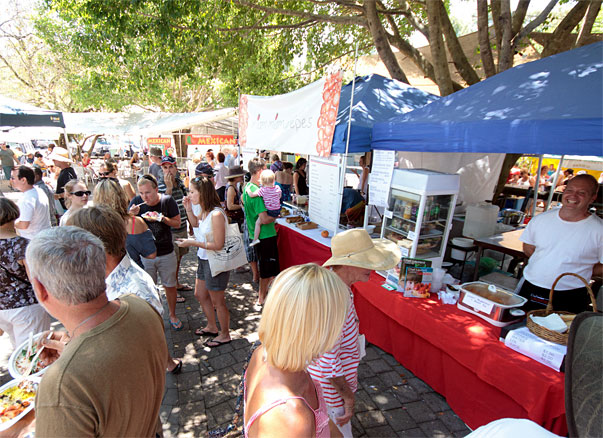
[463,203,500,238]
[450,237,474,261]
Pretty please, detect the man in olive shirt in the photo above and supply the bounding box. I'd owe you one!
[1,143,18,181]
[24,226,167,437]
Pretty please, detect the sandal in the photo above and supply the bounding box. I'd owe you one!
[195,328,218,337]
[169,360,182,375]
[176,295,186,303]
[177,285,193,292]
[170,319,183,331]
[204,338,232,348]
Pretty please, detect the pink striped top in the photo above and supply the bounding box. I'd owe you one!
[307,293,360,408]
[258,185,282,211]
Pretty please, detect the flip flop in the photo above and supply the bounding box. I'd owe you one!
[170,319,183,331]
[204,339,232,348]
[177,285,193,292]
[176,296,186,303]
[169,360,182,375]
[195,328,218,337]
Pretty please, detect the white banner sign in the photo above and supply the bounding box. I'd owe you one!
[308,155,342,232]
[369,150,396,208]
[238,72,342,157]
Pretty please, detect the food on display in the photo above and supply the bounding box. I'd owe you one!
[286,216,304,224]
[321,230,329,238]
[280,208,290,217]
[0,379,38,429]
[296,221,318,230]
[457,282,527,327]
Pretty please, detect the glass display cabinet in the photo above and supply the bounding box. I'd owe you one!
[381,169,460,269]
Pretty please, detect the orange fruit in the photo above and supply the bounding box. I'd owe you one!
[321,230,329,238]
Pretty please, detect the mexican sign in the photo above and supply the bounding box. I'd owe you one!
[185,134,236,146]
[238,72,342,157]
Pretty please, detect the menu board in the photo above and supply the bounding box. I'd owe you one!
[368,149,396,207]
[308,155,341,233]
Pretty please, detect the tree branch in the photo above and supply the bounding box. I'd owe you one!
[230,0,366,27]
[511,0,559,50]
[217,19,317,32]
[426,0,453,95]
[511,0,530,36]
[438,1,480,85]
[576,1,601,48]
[364,0,409,83]
[540,1,588,57]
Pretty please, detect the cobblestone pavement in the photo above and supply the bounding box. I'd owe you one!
[0,236,472,437]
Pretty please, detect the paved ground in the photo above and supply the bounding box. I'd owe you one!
[0,178,472,437]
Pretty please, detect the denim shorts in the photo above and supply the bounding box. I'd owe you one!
[196,258,230,291]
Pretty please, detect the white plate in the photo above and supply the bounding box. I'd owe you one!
[0,377,40,432]
[8,333,49,379]
[141,212,163,222]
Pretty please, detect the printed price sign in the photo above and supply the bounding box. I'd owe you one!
[384,210,393,219]
[400,247,409,257]
[461,293,494,314]
[408,230,416,241]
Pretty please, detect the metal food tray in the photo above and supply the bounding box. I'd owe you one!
[457,281,527,327]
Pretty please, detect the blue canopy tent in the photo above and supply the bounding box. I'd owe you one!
[331,74,437,154]
[372,42,603,157]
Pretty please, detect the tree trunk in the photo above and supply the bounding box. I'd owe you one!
[492,153,522,205]
[477,1,496,78]
[541,1,589,57]
[438,2,480,85]
[576,1,602,47]
[426,0,454,96]
[498,0,514,72]
[490,0,503,49]
[85,135,103,157]
[511,0,530,37]
[363,0,409,84]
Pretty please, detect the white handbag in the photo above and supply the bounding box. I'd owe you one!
[205,209,247,276]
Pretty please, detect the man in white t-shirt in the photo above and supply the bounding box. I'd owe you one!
[11,165,51,239]
[519,174,603,313]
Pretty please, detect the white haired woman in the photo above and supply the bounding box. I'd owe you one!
[244,263,350,437]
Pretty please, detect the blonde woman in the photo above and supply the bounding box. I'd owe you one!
[177,176,231,347]
[98,160,136,201]
[244,264,349,437]
[59,180,90,226]
[93,178,157,269]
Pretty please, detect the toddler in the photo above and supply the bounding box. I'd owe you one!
[247,169,282,247]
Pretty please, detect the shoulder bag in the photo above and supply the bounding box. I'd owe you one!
[206,209,248,276]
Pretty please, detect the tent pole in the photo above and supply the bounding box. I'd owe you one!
[545,155,564,211]
[531,155,543,218]
[336,42,359,235]
[62,128,71,159]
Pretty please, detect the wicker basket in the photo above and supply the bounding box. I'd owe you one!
[526,273,597,345]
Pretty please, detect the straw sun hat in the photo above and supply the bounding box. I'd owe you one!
[225,166,245,180]
[48,146,72,163]
[323,228,401,271]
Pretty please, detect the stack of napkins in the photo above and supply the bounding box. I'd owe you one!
[529,313,567,333]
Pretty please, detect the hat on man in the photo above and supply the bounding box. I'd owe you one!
[161,156,176,165]
[195,162,215,177]
[225,166,245,180]
[323,228,401,271]
[48,146,72,163]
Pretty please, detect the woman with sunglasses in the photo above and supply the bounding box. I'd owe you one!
[99,160,136,201]
[177,176,231,348]
[59,180,90,226]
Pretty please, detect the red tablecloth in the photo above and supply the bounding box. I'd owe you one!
[276,223,331,270]
[353,274,567,435]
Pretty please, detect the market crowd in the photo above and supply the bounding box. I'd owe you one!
[1,142,601,437]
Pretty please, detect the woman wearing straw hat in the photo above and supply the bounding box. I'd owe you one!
[48,146,77,210]
[307,228,401,437]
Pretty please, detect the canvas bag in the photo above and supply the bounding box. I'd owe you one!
[205,209,247,276]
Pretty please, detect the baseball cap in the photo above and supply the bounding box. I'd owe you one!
[195,162,215,177]
[161,156,176,165]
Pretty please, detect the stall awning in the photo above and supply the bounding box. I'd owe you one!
[331,74,437,154]
[372,42,603,157]
[0,95,65,129]
[63,108,237,136]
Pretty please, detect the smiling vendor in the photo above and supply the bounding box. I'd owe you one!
[519,174,603,313]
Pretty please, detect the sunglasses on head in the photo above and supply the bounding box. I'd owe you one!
[99,176,118,182]
[99,171,111,177]
[73,190,91,197]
